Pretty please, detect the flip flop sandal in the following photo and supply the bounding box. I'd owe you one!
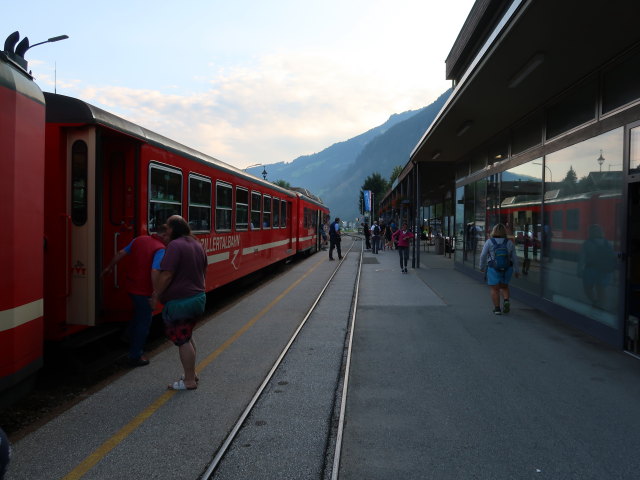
[168,379,197,390]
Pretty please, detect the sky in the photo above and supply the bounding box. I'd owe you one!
[5,0,475,169]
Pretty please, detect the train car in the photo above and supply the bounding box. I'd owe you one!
[0,41,46,399]
[42,92,328,340]
[498,190,622,261]
[291,188,327,254]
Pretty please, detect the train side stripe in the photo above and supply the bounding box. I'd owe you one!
[207,251,230,265]
[0,299,43,332]
[241,238,292,255]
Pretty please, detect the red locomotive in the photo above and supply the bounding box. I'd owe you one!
[1,40,328,399]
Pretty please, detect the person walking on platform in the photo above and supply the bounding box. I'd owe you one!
[363,222,371,250]
[392,222,415,273]
[329,217,342,260]
[102,225,169,367]
[479,223,520,315]
[151,215,207,390]
[371,220,381,254]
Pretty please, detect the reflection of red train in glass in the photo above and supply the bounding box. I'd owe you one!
[1,46,328,399]
[499,190,621,261]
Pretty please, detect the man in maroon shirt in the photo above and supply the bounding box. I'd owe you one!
[151,215,207,390]
[102,225,169,367]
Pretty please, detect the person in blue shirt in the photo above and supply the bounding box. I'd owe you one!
[329,217,342,260]
[102,225,170,366]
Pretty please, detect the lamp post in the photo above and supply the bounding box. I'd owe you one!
[262,167,268,180]
[597,150,605,172]
[23,35,69,53]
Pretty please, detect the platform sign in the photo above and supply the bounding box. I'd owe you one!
[363,190,372,212]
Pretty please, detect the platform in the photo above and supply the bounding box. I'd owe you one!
[5,243,640,479]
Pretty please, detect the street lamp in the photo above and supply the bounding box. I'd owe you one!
[262,167,268,180]
[597,150,605,172]
[532,161,552,183]
[4,31,69,70]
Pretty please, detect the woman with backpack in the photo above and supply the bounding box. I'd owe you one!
[479,223,520,315]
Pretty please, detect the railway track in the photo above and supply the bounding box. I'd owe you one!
[203,234,364,479]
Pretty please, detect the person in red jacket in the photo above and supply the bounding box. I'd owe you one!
[392,222,415,273]
[102,225,169,366]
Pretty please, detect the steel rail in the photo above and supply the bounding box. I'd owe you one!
[200,236,360,479]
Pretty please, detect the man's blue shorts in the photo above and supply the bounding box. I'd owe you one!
[162,293,206,346]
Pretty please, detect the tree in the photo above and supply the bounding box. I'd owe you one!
[274,179,291,189]
[389,165,404,185]
[360,172,389,217]
[561,166,578,195]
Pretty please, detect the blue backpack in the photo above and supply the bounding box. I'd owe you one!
[490,238,510,271]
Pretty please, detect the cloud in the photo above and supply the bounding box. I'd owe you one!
[74,50,448,169]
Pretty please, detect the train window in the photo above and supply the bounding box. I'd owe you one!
[149,164,182,232]
[251,192,261,230]
[551,210,563,229]
[263,195,272,228]
[189,175,211,233]
[215,182,232,232]
[273,198,280,228]
[71,140,88,226]
[566,209,579,231]
[281,201,287,228]
[236,187,249,231]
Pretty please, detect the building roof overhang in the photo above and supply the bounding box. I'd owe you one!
[410,0,640,171]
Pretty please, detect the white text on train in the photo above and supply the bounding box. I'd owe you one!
[201,235,241,253]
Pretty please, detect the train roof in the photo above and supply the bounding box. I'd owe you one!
[0,51,44,105]
[43,92,299,198]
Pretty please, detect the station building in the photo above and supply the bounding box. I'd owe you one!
[383,0,640,352]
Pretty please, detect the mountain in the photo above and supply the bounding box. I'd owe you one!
[248,89,451,220]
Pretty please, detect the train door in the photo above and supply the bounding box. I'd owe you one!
[316,209,323,252]
[66,129,97,325]
[99,136,137,322]
[287,199,294,252]
[624,123,640,355]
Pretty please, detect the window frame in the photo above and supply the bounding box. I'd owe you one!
[215,181,233,232]
[148,162,183,233]
[251,191,262,230]
[235,186,249,231]
[188,173,212,233]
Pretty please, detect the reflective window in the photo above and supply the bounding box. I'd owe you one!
[497,160,543,295]
[454,186,465,263]
[71,141,88,226]
[543,128,624,327]
[188,175,211,232]
[273,198,280,228]
[149,164,182,232]
[546,77,597,139]
[602,48,640,114]
[263,195,271,228]
[251,192,261,230]
[630,126,640,174]
[215,182,232,232]
[236,187,248,231]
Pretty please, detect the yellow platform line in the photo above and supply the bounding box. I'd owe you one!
[62,256,326,480]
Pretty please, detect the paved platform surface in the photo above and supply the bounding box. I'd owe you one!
[6,241,640,479]
[338,246,640,479]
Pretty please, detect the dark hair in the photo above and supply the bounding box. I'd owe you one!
[167,216,194,240]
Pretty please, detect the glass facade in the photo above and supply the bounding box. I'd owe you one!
[455,128,624,329]
[543,128,624,327]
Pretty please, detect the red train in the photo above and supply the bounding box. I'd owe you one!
[1,42,328,399]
